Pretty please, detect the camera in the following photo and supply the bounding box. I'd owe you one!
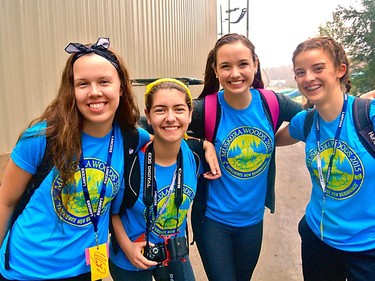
[144,242,167,263]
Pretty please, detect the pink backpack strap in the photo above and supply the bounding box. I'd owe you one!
[258,89,280,132]
[204,92,218,142]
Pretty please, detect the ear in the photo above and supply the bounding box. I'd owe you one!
[144,109,151,125]
[337,63,347,79]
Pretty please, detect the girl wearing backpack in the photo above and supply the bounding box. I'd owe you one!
[276,36,375,280]
[188,33,302,281]
[108,78,221,281]
[0,38,151,281]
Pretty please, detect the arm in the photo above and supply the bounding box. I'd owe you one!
[111,214,157,269]
[0,159,32,245]
[275,124,299,146]
[275,93,303,127]
[186,138,221,179]
[360,90,375,99]
[202,140,221,179]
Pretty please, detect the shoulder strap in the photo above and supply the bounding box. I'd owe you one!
[257,89,280,132]
[5,135,53,270]
[303,109,316,141]
[353,97,375,158]
[204,92,219,142]
[120,128,140,212]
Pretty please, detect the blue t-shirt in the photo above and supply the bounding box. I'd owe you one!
[0,122,150,280]
[205,89,275,227]
[289,96,375,251]
[109,140,202,271]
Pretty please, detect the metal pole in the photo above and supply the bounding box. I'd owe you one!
[228,0,230,33]
[220,5,223,36]
[246,0,249,38]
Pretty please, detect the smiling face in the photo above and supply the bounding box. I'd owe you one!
[73,53,121,136]
[293,48,346,106]
[214,41,258,98]
[145,88,192,145]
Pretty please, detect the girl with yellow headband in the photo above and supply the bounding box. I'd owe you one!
[109,78,221,281]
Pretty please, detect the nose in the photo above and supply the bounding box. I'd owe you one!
[230,66,241,78]
[304,70,316,81]
[165,110,176,123]
[88,84,102,97]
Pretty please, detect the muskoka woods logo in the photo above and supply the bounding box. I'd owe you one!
[52,158,120,226]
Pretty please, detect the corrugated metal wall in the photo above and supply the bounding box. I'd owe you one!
[0,0,217,153]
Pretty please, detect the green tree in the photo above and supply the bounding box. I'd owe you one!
[319,0,375,94]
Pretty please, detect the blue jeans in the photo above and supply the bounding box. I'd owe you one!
[199,217,263,281]
[109,256,195,281]
[299,216,375,281]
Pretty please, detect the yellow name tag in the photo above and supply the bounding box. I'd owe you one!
[86,243,109,281]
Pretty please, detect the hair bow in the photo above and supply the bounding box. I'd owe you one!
[64,37,118,69]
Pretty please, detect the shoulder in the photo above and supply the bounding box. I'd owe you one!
[11,121,47,174]
[289,110,311,141]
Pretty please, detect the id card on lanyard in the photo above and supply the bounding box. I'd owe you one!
[81,129,114,280]
[315,93,347,240]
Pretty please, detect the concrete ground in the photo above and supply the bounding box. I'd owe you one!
[0,142,311,280]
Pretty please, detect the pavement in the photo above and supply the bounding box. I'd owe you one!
[0,142,311,280]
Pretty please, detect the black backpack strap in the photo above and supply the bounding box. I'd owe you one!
[353,97,375,158]
[5,136,53,270]
[120,128,140,211]
[303,109,316,141]
[110,127,140,255]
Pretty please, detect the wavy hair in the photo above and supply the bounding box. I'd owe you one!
[23,44,139,188]
[292,36,351,109]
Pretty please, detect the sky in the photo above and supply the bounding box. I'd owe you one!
[217,0,361,68]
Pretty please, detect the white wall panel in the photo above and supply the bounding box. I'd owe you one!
[0,0,217,153]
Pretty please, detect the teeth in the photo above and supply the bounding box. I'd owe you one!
[89,103,105,109]
[230,81,242,85]
[164,127,178,130]
[306,85,320,91]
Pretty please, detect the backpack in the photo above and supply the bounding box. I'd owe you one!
[303,97,375,158]
[4,126,140,270]
[190,88,281,245]
[204,88,280,142]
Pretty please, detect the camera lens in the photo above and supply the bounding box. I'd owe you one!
[151,247,159,254]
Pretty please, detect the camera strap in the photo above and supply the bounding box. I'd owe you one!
[143,142,183,250]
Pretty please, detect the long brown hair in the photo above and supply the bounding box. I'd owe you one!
[23,44,139,188]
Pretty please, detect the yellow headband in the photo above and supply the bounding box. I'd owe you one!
[144,78,192,105]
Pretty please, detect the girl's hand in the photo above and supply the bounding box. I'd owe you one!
[203,140,221,178]
[124,241,158,269]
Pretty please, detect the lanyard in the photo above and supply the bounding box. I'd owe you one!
[143,142,183,242]
[315,93,348,192]
[315,94,347,240]
[79,129,115,246]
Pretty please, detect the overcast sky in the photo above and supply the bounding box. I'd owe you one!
[217,0,361,68]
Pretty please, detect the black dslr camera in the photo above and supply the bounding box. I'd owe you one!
[144,242,167,263]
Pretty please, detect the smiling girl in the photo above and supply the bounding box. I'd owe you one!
[276,36,375,281]
[0,38,150,281]
[109,78,220,281]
